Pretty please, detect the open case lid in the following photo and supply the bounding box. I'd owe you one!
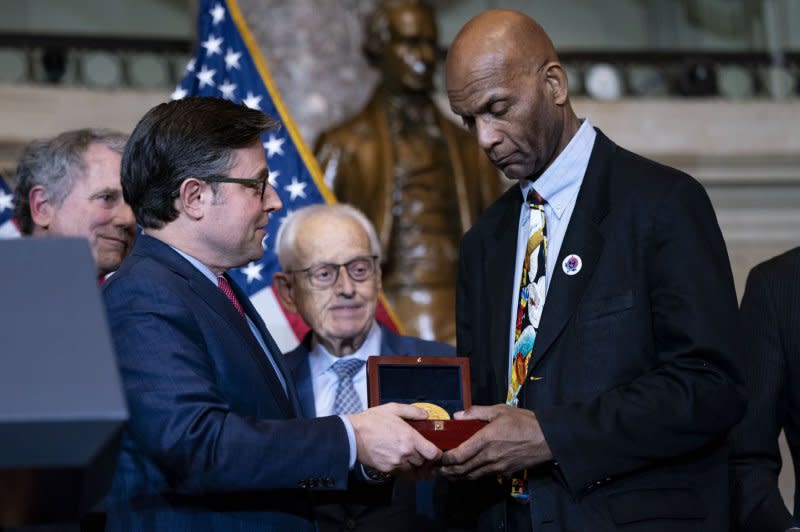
[366,355,485,450]
[367,355,471,416]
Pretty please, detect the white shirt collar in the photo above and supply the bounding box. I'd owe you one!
[308,321,382,378]
[519,118,596,219]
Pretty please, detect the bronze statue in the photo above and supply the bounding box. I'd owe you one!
[314,0,499,344]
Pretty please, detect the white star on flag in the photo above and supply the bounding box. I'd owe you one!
[201,35,223,56]
[170,86,188,100]
[196,65,216,88]
[219,79,236,99]
[240,261,265,283]
[268,169,280,187]
[186,58,196,72]
[263,134,285,158]
[284,177,307,201]
[209,3,225,25]
[0,189,13,213]
[242,91,262,110]
[224,48,242,70]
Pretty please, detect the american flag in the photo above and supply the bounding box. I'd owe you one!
[0,176,20,239]
[173,0,399,352]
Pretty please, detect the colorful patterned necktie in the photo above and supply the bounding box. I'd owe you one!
[331,358,366,414]
[218,275,246,318]
[506,188,547,503]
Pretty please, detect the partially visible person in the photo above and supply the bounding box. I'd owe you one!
[315,0,499,344]
[731,247,800,532]
[13,128,135,279]
[0,174,20,238]
[103,96,440,531]
[438,9,744,532]
[274,204,454,532]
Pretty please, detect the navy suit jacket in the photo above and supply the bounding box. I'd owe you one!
[284,326,454,532]
[103,235,351,531]
[731,247,800,531]
[453,130,745,531]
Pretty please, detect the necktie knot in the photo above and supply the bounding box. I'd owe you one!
[527,188,545,206]
[217,276,246,318]
[331,358,365,380]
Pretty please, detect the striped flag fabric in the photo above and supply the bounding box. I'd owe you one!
[172,0,400,352]
[0,175,20,239]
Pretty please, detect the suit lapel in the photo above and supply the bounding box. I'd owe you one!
[230,276,299,415]
[529,130,614,371]
[379,325,403,355]
[486,188,523,400]
[285,334,317,418]
[135,236,295,415]
[186,270,294,417]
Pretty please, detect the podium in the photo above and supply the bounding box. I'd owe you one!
[0,238,128,526]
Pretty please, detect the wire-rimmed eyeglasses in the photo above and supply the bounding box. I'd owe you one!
[171,172,270,199]
[287,256,379,289]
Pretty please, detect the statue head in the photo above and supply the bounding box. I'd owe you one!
[363,0,438,93]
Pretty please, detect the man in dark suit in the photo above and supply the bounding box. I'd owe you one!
[731,247,800,532]
[103,96,440,531]
[438,10,745,531]
[274,203,453,532]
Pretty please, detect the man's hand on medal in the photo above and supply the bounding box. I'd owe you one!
[438,404,553,479]
[348,402,442,476]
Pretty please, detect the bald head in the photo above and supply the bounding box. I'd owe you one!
[447,9,557,77]
[445,10,579,181]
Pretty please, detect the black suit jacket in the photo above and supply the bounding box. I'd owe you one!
[103,235,351,531]
[453,129,745,531]
[731,246,800,531]
[284,326,455,532]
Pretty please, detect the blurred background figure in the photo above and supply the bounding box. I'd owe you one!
[12,128,135,281]
[731,247,800,532]
[314,0,499,344]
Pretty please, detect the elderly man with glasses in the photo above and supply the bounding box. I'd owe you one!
[274,203,454,532]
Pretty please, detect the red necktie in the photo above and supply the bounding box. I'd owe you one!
[217,275,246,318]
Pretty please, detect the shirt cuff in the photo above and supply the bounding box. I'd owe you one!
[338,414,357,468]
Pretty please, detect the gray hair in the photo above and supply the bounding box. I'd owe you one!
[13,128,128,235]
[275,204,382,271]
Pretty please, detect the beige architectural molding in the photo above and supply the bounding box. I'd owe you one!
[1,83,797,293]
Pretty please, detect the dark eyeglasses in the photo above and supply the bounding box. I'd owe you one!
[287,256,379,289]
[171,172,269,199]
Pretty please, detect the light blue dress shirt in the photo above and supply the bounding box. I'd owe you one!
[308,320,382,417]
[507,119,596,388]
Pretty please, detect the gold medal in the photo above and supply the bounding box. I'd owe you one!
[412,402,450,420]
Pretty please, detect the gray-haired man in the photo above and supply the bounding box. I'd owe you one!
[13,128,135,279]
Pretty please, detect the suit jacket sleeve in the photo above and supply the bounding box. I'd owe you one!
[105,274,351,495]
[730,264,794,532]
[534,176,745,493]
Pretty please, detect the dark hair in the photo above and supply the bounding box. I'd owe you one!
[363,0,433,67]
[13,128,128,235]
[122,96,279,229]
